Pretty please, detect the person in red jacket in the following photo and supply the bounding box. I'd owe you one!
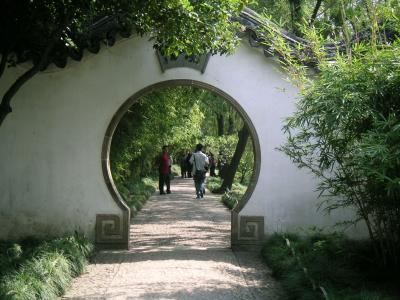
[157,145,172,195]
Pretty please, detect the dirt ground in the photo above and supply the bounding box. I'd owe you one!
[62,178,284,300]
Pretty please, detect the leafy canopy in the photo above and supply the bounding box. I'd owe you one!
[256,0,400,268]
[110,86,254,190]
[0,0,248,125]
[0,0,248,69]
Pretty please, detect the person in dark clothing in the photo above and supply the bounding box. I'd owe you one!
[157,145,171,194]
[218,153,227,179]
[185,152,193,178]
[209,153,216,177]
[180,153,187,178]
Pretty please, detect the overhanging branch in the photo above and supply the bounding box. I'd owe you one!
[0,18,69,126]
[0,65,41,125]
[0,50,9,79]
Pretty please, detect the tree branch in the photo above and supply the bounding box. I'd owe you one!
[0,50,9,79]
[0,65,41,125]
[0,19,68,126]
[214,124,250,193]
[309,0,323,26]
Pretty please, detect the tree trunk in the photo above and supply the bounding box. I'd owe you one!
[309,0,323,26]
[289,0,303,36]
[227,115,235,135]
[217,113,224,136]
[214,124,250,193]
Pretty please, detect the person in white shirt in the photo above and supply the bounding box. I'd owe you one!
[189,143,209,198]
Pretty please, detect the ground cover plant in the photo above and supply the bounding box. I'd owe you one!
[117,177,157,216]
[0,234,93,299]
[207,176,247,209]
[262,231,399,300]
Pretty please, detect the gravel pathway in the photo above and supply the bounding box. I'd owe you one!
[63,178,284,299]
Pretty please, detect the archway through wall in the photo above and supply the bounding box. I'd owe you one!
[1,36,321,249]
[100,79,261,249]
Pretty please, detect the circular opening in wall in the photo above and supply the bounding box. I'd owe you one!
[102,80,260,248]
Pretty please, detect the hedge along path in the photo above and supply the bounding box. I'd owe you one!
[63,177,284,299]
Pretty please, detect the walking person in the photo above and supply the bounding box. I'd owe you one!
[185,152,193,178]
[180,153,187,178]
[209,153,216,177]
[189,144,209,199]
[157,145,172,195]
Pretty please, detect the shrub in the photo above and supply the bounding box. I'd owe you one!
[120,176,157,214]
[0,234,93,300]
[262,231,399,300]
[206,176,222,192]
[277,36,400,269]
[207,176,247,209]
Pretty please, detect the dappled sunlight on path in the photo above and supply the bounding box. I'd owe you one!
[62,178,283,299]
[130,178,230,250]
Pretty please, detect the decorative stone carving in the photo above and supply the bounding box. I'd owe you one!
[232,213,264,248]
[156,50,210,73]
[96,214,129,248]
[239,216,264,241]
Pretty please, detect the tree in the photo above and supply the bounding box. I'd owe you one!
[254,0,400,268]
[309,0,323,26]
[111,85,255,199]
[252,0,399,41]
[0,0,249,126]
[111,86,204,184]
[213,124,250,192]
[280,46,400,268]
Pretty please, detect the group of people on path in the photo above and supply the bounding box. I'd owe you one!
[180,150,217,179]
[156,143,211,199]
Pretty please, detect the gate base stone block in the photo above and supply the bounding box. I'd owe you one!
[95,214,130,249]
[231,212,265,251]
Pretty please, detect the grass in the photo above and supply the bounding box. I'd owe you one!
[0,234,93,299]
[170,164,180,177]
[117,176,157,216]
[206,176,247,209]
[206,176,222,192]
[261,230,399,300]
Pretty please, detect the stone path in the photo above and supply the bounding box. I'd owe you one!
[63,178,284,299]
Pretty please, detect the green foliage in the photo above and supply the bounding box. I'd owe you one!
[170,164,181,177]
[206,176,247,209]
[206,176,223,192]
[221,190,240,209]
[0,0,249,67]
[110,86,205,185]
[0,234,93,300]
[111,85,255,207]
[236,140,254,184]
[203,124,253,183]
[221,181,247,209]
[0,0,250,125]
[253,0,400,40]
[262,231,399,300]
[256,0,400,268]
[203,134,238,159]
[118,177,157,215]
[250,0,306,34]
[280,45,400,267]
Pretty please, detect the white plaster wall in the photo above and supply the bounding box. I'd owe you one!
[0,35,364,241]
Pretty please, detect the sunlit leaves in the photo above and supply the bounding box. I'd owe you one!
[280,43,400,266]
[110,85,254,189]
